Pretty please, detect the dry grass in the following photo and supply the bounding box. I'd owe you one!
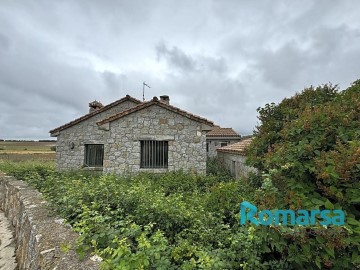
[0,141,55,152]
[0,141,56,162]
[0,153,55,162]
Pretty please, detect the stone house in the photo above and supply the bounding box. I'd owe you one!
[206,127,241,158]
[216,137,256,178]
[50,95,214,175]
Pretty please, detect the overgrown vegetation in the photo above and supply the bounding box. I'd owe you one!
[0,161,271,269]
[246,80,360,269]
[0,80,359,269]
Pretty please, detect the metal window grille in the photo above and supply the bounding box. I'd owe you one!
[84,144,104,167]
[140,140,168,168]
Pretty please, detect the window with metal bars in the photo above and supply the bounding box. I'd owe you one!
[140,140,168,168]
[84,144,104,167]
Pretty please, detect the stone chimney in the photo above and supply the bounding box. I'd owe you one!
[89,100,104,113]
[159,95,170,105]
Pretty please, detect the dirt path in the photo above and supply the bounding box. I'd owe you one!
[0,211,17,270]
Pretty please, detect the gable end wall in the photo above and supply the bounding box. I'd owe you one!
[104,105,207,174]
[55,100,137,171]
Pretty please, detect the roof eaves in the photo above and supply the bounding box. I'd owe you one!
[206,135,242,138]
[206,127,241,137]
[155,100,214,126]
[217,148,247,155]
[49,95,141,135]
[97,97,214,126]
[97,101,153,126]
[216,138,253,155]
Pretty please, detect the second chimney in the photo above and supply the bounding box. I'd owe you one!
[159,95,170,105]
[89,100,104,113]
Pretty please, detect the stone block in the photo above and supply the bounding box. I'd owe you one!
[159,118,168,125]
[0,173,100,270]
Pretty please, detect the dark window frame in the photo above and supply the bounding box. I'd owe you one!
[84,144,104,167]
[231,160,236,177]
[140,140,168,169]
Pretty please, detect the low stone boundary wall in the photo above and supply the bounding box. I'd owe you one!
[0,172,100,270]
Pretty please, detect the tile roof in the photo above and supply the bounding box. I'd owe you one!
[97,96,214,126]
[217,137,253,155]
[206,127,241,137]
[50,95,141,135]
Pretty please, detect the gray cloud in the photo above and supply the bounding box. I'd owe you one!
[255,42,306,89]
[252,24,360,91]
[156,42,196,73]
[156,42,228,75]
[0,33,10,51]
[0,0,359,139]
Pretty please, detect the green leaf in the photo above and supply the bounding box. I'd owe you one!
[347,217,360,225]
[302,244,310,255]
[350,196,360,203]
[325,247,335,258]
[316,236,325,244]
[315,256,321,269]
[143,259,150,266]
[353,252,360,263]
[324,200,334,210]
[311,198,323,206]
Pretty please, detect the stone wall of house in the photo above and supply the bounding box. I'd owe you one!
[55,100,137,171]
[207,138,241,158]
[103,105,207,174]
[0,172,99,270]
[217,151,257,178]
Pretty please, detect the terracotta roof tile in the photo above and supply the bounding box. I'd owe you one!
[217,138,253,155]
[97,96,214,126]
[50,95,141,135]
[207,127,241,137]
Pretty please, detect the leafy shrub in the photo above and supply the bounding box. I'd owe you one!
[206,157,233,181]
[0,161,290,269]
[247,81,360,269]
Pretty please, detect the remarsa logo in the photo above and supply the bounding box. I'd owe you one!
[240,201,345,226]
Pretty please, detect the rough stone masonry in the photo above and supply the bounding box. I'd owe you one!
[0,172,99,270]
[53,96,213,175]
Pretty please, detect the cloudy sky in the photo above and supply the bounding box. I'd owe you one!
[1,0,359,140]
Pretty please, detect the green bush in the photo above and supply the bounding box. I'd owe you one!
[0,161,289,269]
[247,81,360,269]
[206,157,233,181]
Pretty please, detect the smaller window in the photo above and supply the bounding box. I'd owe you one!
[221,142,228,147]
[84,144,104,167]
[206,142,209,152]
[231,160,236,177]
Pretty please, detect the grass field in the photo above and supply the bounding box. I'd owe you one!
[0,141,56,162]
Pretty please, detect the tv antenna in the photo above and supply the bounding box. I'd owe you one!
[142,81,151,101]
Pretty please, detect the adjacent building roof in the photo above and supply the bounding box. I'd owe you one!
[97,96,214,126]
[216,137,253,155]
[50,95,141,136]
[206,127,241,138]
